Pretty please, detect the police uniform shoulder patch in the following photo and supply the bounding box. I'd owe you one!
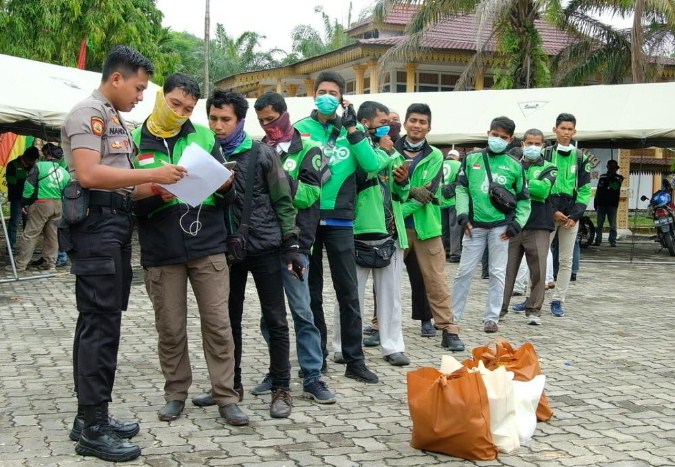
[91,117,105,137]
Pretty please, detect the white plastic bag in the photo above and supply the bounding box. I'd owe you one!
[512,375,546,443]
[473,361,520,453]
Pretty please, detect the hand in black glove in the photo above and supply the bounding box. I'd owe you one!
[409,186,435,204]
[502,221,522,239]
[340,103,358,129]
[281,236,305,281]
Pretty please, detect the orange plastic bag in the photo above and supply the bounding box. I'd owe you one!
[471,340,554,422]
[407,367,498,460]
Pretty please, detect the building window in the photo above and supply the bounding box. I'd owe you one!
[415,71,459,92]
[364,76,370,94]
[346,80,355,95]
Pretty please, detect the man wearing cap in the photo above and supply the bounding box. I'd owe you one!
[593,159,623,247]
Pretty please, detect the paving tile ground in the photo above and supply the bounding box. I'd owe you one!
[0,237,674,466]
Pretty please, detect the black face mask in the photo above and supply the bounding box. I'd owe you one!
[388,121,402,142]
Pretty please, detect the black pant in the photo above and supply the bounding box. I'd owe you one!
[229,251,290,390]
[309,225,364,365]
[404,249,433,322]
[65,207,133,406]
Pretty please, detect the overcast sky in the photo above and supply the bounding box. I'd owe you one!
[155,0,633,54]
[155,0,377,52]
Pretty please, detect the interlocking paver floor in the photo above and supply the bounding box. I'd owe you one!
[1,238,674,466]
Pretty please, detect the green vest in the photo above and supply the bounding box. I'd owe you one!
[131,123,220,215]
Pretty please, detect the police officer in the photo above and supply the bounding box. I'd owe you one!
[61,46,185,463]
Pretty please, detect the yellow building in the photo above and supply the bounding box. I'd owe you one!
[216,6,590,97]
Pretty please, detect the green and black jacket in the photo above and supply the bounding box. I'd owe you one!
[543,144,591,221]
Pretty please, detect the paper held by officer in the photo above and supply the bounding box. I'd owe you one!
[159,142,232,206]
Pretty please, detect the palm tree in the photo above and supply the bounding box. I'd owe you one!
[552,0,675,85]
[373,0,565,90]
[288,5,356,62]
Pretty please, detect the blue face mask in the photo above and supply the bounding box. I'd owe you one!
[372,125,391,138]
[315,94,340,116]
[488,136,509,154]
[523,145,542,160]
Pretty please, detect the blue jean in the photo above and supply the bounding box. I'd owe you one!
[260,253,323,384]
[595,205,618,244]
[7,200,24,249]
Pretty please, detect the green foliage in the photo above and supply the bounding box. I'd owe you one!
[0,0,177,79]
[288,5,356,62]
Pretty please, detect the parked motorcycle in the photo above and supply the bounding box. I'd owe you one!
[640,179,675,256]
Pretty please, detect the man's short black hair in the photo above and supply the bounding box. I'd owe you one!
[490,116,516,136]
[523,128,545,141]
[206,89,249,122]
[555,113,577,128]
[254,92,287,113]
[23,146,40,161]
[163,72,200,100]
[42,143,64,160]
[357,101,389,122]
[405,103,432,124]
[101,45,154,81]
[314,71,345,96]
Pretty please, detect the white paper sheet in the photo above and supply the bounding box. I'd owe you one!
[160,143,232,207]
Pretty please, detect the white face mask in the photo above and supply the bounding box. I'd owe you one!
[557,143,575,152]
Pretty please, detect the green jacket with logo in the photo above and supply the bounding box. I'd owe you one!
[456,149,531,228]
[354,146,410,249]
[131,121,234,267]
[522,156,557,231]
[23,160,70,202]
[396,138,444,240]
[439,159,461,208]
[294,112,381,221]
[543,144,591,221]
[273,130,322,254]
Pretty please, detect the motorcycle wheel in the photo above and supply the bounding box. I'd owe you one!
[665,232,675,256]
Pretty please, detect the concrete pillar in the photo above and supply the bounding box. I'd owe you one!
[287,84,298,97]
[275,78,283,94]
[475,68,485,90]
[257,84,266,97]
[368,61,379,94]
[353,65,366,94]
[617,149,630,230]
[304,78,314,97]
[405,63,417,92]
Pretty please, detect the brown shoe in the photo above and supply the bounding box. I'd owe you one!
[484,320,498,333]
[269,389,292,418]
[192,385,244,407]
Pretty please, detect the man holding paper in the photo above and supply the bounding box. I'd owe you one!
[131,73,248,427]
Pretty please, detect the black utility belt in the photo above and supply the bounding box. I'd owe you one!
[89,191,133,212]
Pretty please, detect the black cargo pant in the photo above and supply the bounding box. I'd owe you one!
[62,206,133,406]
[309,225,365,365]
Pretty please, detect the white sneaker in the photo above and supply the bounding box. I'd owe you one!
[527,315,542,325]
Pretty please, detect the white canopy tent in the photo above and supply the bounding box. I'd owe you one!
[1,53,674,148]
[192,81,675,148]
[0,54,159,139]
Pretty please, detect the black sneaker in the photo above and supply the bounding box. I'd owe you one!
[302,379,337,404]
[363,330,380,347]
[345,363,379,384]
[441,331,465,352]
[251,373,273,395]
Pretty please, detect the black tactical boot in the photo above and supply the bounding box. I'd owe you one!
[69,405,140,441]
[75,403,141,462]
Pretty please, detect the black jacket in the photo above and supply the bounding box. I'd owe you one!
[225,138,298,255]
